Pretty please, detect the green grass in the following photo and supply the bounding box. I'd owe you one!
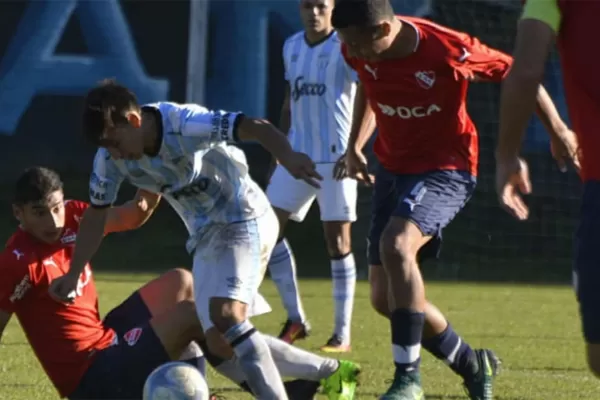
[1,275,598,399]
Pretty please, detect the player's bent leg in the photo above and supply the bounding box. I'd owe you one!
[321,220,355,353]
[573,181,600,378]
[137,268,194,315]
[70,300,208,400]
[196,211,288,398]
[269,207,311,343]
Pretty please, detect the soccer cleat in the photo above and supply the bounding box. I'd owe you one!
[320,359,361,400]
[463,349,501,400]
[278,319,311,344]
[320,334,352,353]
[379,370,424,400]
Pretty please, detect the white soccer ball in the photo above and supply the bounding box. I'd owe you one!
[143,361,209,400]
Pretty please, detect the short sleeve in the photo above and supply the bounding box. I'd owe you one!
[445,32,513,83]
[521,0,561,32]
[64,200,90,219]
[175,103,244,147]
[0,251,32,313]
[90,149,124,208]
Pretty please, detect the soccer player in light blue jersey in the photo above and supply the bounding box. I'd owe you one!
[47,79,362,399]
[267,0,374,353]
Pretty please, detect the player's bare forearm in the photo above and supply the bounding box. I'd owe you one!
[278,85,292,136]
[69,207,108,276]
[349,83,376,152]
[497,20,554,160]
[105,190,162,234]
[534,85,569,139]
[237,116,294,162]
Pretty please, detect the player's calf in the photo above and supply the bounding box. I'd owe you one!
[209,297,288,398]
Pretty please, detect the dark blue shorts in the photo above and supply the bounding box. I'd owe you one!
[69,292,170,399]
[574,180,600,343]
[368,168,476,266]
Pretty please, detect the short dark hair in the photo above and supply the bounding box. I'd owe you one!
[82,78,139,144]
[14,167,63,206]
[332,0,395,29]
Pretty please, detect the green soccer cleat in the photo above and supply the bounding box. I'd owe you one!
[379,370,425,400]
[463,349,501,400]
[320,360,361,400]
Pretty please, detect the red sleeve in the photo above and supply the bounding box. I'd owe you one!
[444,31,513,82]
[0,250,33,314]
[65,200,89,221]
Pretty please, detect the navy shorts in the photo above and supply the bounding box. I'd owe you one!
[574,181,600,343]
[69,292,170,399]
[368,167,476,266]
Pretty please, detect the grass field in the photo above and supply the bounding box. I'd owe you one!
[1,276,598,399]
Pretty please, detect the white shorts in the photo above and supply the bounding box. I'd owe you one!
[192,209,278,331]
[266,163,357,222]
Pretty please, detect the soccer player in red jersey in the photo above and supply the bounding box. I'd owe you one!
[331,0,574,398]
[496,0,599,378]
[0,166,211,399]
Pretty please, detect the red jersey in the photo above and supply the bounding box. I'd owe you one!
[553,1,600,181]
[0,200,115,398]
[342,17,513,176]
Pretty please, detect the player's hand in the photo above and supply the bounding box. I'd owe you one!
[550,129,581,174]
[333,154,348,180]
[346,149,373,186]
[280,151,323,188]
[495,156,532,221]
[48,272,80,305]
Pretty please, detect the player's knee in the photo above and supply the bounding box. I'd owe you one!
[164,268,194,301]
[209,298,248,333]
[324,230,352,258]
[379,225,418,268]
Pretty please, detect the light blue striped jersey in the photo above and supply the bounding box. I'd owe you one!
[283,31,358,163]
[89,102,271,253]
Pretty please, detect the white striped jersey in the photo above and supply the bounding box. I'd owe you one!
[89,102,270,253]
[283,31,358,163]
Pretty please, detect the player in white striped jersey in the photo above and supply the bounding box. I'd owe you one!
[48,79,336,399]
[267,0,373,353]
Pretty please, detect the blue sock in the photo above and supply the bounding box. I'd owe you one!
[421,323,478,379]
[183,356,207,376]
[391,309,425,373]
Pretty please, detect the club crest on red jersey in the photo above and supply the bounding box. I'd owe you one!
[415,71,435,89]
[123,327,143,346]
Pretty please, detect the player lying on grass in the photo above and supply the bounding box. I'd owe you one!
[495,0,598,378]
[0,166,362,400]
[47,80,360,399]
[331,0,577,398]
[267,0,371,354]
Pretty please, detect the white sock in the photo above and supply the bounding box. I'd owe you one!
[268,239,306,322]
[263,335,339,380]
[224,321,288,399]
[179,341,207,377]
[331,253,356,344]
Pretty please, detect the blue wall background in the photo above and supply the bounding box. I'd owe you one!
[0,0,569,181]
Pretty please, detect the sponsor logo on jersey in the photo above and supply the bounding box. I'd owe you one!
[291,76,327,101]
[61,228,77,244]
[377,103,442,119]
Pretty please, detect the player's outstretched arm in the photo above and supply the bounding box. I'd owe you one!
[236,116,323,188]
[343,83,376,183]
[105,189,162,234]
